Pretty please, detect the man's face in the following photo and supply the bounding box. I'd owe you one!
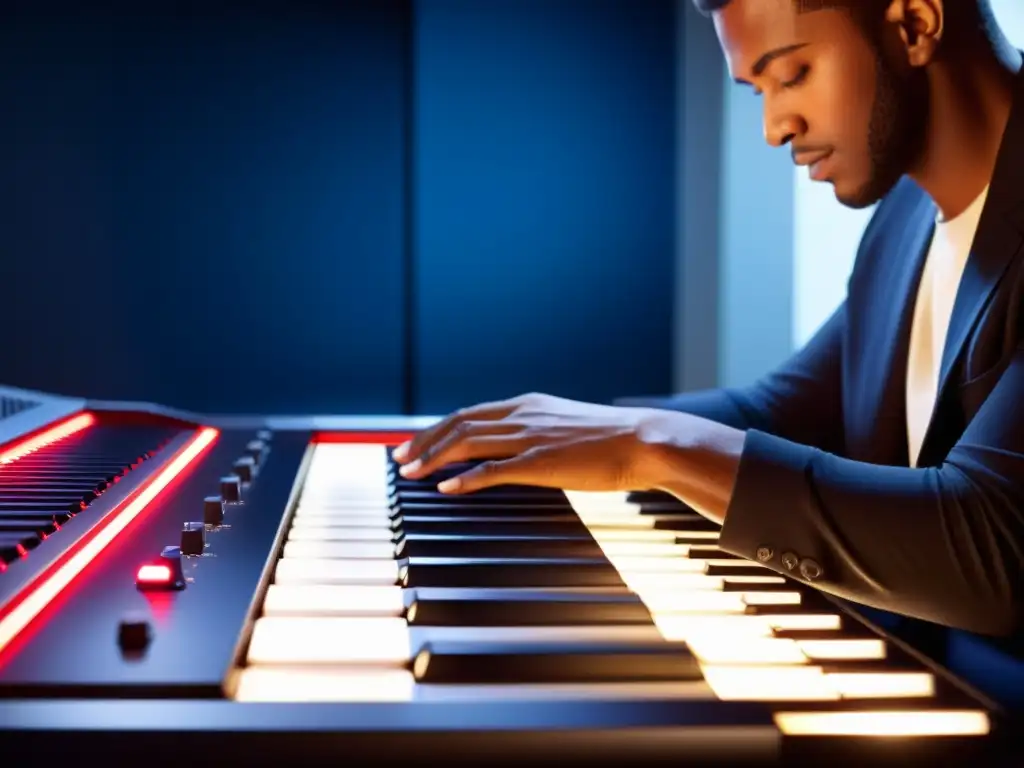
[712,0,929,209]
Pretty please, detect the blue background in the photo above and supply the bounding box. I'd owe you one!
[0,0,675,415]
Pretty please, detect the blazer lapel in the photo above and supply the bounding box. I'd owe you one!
[927,69,1024,450]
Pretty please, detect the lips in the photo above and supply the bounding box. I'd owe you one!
[793,150,834,181]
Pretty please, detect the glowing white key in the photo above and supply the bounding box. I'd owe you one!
[586,527,683,542]
[233,667,415,702]
[634,591,748,613]
[741,591,802,606]
[654,614,775,641]
[247,617,411,665]
[774,710,990,736]
[702,665,839,701]
[292,512,393,525]
[262,584,405,617]
[274,558,398,585]
[763,613,842,631]
[288,526,395,542]
[595,541,694,557]
[607,556,708,573]
[283,540,397,559]
[686,634,809,664]
[797,638,887,660]
[827,672,935,699]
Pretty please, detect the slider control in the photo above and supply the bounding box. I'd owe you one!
[203,496,225,526]
[233,457,256,483]
[180,522,205,556]
[220,475,241,503]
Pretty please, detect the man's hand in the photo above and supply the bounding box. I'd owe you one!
[391,392,711,496]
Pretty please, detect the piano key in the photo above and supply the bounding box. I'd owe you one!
[405,596,654,627]
[395,502,578,517]
[394,516,589,537]
[399,559,625,588]
[396,536,605,559]
[262,584,406,617]
[411,640,702,684]
[274,558,399,585]
[246,616,412,665]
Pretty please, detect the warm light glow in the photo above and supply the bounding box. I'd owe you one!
[762,613,843,631]
[585,527,684,541]
[826,672,935,698]
[246,616,411,665]
[233,667,416,702]
[282,540,397,560]
[136,564,172,583]
[262,584,405,617]
[797,638,887,660]
[594,541,694,557]
[774,710,990,736]
[702,665,839,701]
[274,558,399,585]
[0,412,95,464]
[654,614,776,641]
[0,426,218,656]
[684,634,809,665]
[741,591,801,606]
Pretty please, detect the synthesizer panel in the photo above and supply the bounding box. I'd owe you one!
[0,384,1016,765]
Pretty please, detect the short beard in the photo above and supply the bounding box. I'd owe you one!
[837,47,930,208]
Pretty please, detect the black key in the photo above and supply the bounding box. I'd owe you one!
[394,490,568,506]
[406,596,653,627]
[397,536,602,559]
[400,559,625,588]
[396,502,577,518]
[411,640,701,684]
[651,515,720,531]
[687,545,737,559]
[397,516,590,537]
[0,532,38,563]
[705,562,766,577]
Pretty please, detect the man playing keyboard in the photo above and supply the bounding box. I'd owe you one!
[392,0,1024,709]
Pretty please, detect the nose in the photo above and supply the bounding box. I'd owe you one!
[763,100,805,149]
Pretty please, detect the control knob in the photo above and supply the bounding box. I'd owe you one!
[220,475,241,503]
[203,495,225,526]
[233,457,256,483]
[180,522,205,556]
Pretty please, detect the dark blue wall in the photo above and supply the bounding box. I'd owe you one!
[0,0,676,416]
[413,0,675,413]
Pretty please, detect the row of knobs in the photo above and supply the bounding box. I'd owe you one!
[179,430,271,555]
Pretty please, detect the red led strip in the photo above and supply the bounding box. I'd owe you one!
[0,412,95,465]
[313,431,413,446]
[0,426,219,656]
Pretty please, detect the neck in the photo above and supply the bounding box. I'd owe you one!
[908,35,1021,220]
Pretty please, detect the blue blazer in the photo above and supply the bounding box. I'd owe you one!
[621,65,1024,698]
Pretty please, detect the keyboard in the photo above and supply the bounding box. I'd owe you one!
[0,384,1015,765]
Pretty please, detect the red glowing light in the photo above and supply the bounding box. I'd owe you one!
[313,431,413,445]
[0,412,95,465]
[136,564,172,583]
[0,426,219,659]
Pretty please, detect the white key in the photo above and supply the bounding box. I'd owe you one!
[288,526,395,542]
[282,540,397,559]
[247,616,411,665]
[262,584,405,617]
[275,558,399,585]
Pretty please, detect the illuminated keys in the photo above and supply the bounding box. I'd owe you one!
[247,616,411,665]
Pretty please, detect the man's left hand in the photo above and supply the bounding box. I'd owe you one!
[391,392,689,494]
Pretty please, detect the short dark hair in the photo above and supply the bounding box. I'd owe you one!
[692,0,865,15]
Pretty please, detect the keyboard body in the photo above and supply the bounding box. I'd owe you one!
[0,384,1017,766]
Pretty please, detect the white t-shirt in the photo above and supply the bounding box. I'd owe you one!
[905,184,990,466]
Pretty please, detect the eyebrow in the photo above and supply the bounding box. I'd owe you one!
[734,42,809,84]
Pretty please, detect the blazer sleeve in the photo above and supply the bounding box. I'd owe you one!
[717,342,1024,638]
[616,301,847,453]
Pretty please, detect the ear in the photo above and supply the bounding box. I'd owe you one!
[885,0,944,67]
